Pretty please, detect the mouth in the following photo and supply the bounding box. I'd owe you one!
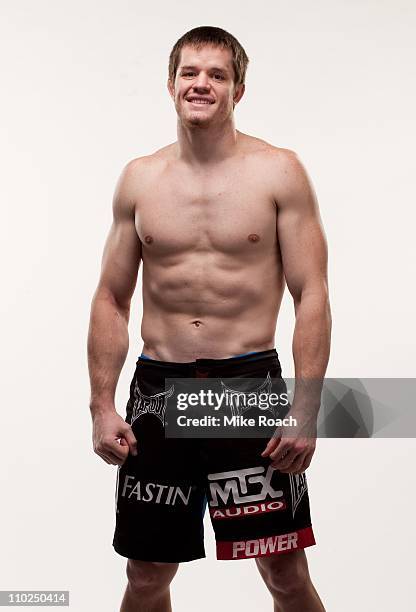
[186,98,215,106]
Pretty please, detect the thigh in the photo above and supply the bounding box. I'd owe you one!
[113,438,207,563]
[113,362,207,563]
[203,438,316,561]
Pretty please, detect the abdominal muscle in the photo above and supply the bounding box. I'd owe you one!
[140,253,285,362]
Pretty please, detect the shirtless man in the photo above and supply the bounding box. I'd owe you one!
[88,26,331,612]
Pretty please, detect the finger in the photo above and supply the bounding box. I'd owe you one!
[107,440,130,462]
[99,445,128,465]
[269,442,290,462]
[279,450,309,473]
[119,437,135,460]
[285,449,314,474]
[261,435,281,457]
[123,428,138,456]
[301,450,315,471]
[271,447,300,470]
[105,450,127,465]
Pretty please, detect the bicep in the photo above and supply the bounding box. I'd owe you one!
[96,162,142,310]
[275,151,328,302]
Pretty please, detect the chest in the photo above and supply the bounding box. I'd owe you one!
[135,166,277,257]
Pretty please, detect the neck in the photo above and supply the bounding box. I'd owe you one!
[175,118,240,166]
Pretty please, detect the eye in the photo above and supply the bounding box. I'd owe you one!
[213,74,225,80]
[182,72,195,77]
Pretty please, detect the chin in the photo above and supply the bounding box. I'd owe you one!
[183,112,211,127]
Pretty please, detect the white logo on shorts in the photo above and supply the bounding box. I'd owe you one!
[130,380,174,426]
[121,474,192,506]
[208,465,283,507]
[232,532,298,558]
[289,472,307,517]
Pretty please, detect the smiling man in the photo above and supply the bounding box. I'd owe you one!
[88,26,331,612]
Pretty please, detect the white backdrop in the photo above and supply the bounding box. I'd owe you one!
[1,0,415,610]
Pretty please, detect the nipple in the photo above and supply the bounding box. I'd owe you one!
[248,233,260,243]
[144,235,153,244]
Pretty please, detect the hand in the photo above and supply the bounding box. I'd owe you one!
[261,413,317,474]
[92,410,138,466]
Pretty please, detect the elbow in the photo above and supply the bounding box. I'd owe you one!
[92,287,131,323]
[293,281,331,316]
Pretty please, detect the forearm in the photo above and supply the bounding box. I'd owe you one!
[87,289,130,416]
[291,287,332,415]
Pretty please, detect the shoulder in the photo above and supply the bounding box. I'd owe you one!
[111,156,154,219]
[122,143,176,181]
[256,144,315,208]
[114,144,176,212]
[239,133,306,175]
[121,147,170,178]
[238,134,312,200]
[252,139,306,176]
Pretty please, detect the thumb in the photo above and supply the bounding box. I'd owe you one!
[123,428,138,456]
[118,438,130,457]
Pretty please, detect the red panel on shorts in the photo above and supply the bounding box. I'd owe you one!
[216,526,316,560]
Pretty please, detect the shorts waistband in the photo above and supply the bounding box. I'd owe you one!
[137,348,278,368]
[140,350,261,361]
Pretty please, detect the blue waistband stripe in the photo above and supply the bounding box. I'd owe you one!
[139,351,260,361]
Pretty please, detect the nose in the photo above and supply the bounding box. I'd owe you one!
[193,71,210,92]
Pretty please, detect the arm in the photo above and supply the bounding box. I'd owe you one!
[262,150,332,472]
[87,160,142,465]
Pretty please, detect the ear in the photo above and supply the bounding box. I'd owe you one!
[167,78,175,100]
[233,82,245,106]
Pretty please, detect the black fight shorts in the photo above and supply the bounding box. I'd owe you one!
[112,349,316,562]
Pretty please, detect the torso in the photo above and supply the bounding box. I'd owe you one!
[133,132,287,361]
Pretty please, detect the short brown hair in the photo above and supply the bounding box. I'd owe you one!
[168,26,249,88]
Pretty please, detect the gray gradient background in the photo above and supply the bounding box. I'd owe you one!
[1,0,415,610]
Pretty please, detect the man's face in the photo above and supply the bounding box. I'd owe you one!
[168,44,244,128]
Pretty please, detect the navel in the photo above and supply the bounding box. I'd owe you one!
[248,233,260,243]
[191,320,202,328]
[144,235,153,244]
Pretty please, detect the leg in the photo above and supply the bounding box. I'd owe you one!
[256,550,325,612]
[120,559,179,612]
